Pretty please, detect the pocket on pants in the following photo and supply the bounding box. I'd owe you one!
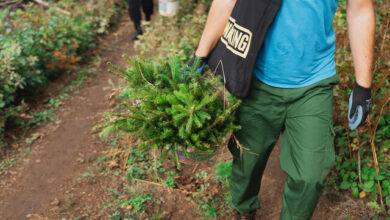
[327,122,336,154]
[320,122,336,181]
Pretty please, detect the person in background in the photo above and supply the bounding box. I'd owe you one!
[128,0,154,41]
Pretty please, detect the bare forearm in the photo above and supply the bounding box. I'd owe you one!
[195,0,236,57]
[347,0,375,88]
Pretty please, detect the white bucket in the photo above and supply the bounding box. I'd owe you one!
[158,0,179,17]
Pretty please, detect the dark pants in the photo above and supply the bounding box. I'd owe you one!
[128,0,154,29]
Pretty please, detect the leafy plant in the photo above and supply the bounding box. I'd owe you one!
[195,171,208,179]
[163,177,176,188]
[134,1,207,63]
[216,161,232,205]
[194,197,218,219]
[108,211,122,220]
[0,158,15,170]
[328,1,390,216]
[0,0,125,147]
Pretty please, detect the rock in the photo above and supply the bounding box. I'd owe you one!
[26,213,49,220]
[50,198,60,206]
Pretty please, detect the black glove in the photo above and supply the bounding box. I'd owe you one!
[348,82,372,130]
[185,54,208,75]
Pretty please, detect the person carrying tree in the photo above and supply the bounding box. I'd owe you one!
[187,0,375,219]
[127,0,154,41]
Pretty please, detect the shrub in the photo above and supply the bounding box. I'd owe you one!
[329,0,389,215]
[0,0,125,147]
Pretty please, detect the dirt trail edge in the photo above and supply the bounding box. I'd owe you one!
[0,14,134,220]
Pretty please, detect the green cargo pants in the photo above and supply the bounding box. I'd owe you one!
[228,74,340,220]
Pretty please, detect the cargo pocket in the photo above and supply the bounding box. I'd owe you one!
[320,122,336,182]
[327,122,336,154]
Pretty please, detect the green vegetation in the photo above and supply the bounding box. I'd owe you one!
[106,189,153,219]
[216,161,232,205]
[0,157,15,170]
[0,0,125,147]
[99,56,241,168]
[98,133,235,219]
[329,0,390,216]
[97,137,170,219]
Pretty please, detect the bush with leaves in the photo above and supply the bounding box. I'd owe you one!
[328,0,390,216]
[0,0,125,147]
[98,56,241,167]
[134,1,208,63]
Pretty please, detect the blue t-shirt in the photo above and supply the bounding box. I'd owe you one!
[254,0,338,88]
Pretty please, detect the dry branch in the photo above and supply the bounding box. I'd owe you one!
[133,178,196,195]
[31,0,71,16]
[0,0,22,7]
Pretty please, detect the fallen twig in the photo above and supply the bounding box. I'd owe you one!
[133,178,196,195]
[356,131,362,184]
[134,178,163,187]
[0,0,22,7]
[367,102,389,208]
[31,0,71,16]
[191,163,200,174]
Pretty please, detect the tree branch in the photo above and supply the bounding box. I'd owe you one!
[0,0,22,8]
[31,0,71,16]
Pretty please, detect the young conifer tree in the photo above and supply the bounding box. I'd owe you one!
[99,56,241,167]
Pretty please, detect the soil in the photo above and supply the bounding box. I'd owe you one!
[0,12,362,220]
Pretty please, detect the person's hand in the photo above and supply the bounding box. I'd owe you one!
[185,54,208,75]
[348,82,372,130]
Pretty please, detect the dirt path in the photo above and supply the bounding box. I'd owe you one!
[0,13,339,220]
[0,14,134,220]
